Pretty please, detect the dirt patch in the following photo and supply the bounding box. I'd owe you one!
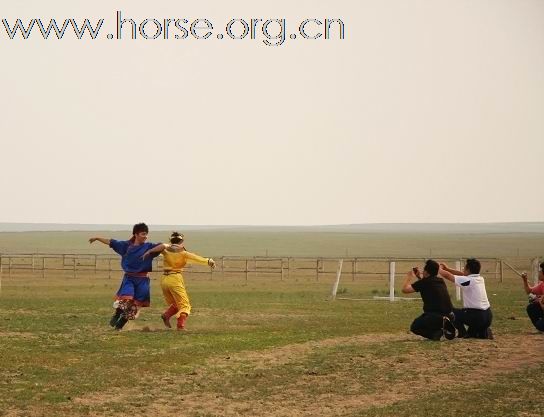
[204,332,409,369]
[122,323,171,332]
[0,331,37,339]
[66,332,544,417]
[73,392,122,407]
[0,309,37,316]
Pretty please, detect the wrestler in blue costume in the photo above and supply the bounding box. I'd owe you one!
[89,222,161,330]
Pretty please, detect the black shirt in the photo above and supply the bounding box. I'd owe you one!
[411,275,453,315]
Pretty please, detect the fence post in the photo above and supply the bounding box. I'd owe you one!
[500,260,504,283]
[245,259,249,282]
[316,259,319,282]
[287,258,291,280]
[330,259,344,300]
[389,261,396,301]
[389,261,396,302]
[221,257,225,280]
[73,257,76,279]
[352,258,357,282]
[495,259,501,283]
[455,260,462,301]
[281,258,285,281]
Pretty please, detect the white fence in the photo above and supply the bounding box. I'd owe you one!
[1,254,539,302]
[0,253,539,282]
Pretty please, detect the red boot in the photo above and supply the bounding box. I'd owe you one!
[177,313,188,330]
[161,305,178,328]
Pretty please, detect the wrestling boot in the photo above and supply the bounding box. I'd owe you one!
[177,313,188,331]
[109,308,123,327]
[114,314,129,330]
[161,305,178,329]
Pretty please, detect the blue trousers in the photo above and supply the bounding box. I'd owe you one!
[115,274,150,307]
[453,307,493,338]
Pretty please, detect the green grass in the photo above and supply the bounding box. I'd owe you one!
[1,230,541,416]
[1,229,543,258]
[354,363,544,417]
[0,270,542,416]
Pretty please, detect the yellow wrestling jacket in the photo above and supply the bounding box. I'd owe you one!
[161,244,211,273]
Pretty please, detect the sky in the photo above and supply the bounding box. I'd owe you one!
[1,0,543,226]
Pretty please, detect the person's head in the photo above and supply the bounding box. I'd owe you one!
[423,259,439,277]
[169,231,184,245]
[464,258,481,275]
[131,222,149,244]
[539,262,544,282]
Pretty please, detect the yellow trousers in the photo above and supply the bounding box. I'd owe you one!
[160,273,191,317]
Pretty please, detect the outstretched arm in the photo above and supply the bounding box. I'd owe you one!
[89,237,111,245]
[521,272,534,295]
[438,267,456,283]
[184,252,216,269]
[142,243,167,259]
[440,262,464,276]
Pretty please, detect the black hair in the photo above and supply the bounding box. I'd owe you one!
[170,232,184,245]
[540,262,544,273]
[424,259,439,276]
[132,223,149,235]
[465,258,481,274]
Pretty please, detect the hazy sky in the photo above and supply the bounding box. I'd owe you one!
[1,1,543,225]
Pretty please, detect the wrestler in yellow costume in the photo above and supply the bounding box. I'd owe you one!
[143,232,215,330]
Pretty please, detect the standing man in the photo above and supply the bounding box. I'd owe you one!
[439,259,493,339]
[402,259,456,341]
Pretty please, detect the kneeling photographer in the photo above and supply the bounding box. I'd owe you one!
[402,259,456,341]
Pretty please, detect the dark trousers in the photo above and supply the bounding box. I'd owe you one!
[526,302,544,331]
[410,312,447,340]
[453,307,492,338]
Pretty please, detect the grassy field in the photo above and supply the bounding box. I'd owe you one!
[1,229,544,258]
[0,268,542,417]
[1,228,543,416]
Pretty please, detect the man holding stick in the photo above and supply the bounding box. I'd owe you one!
[521,262,544,332]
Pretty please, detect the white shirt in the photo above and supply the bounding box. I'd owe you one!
[454,274,491,310]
